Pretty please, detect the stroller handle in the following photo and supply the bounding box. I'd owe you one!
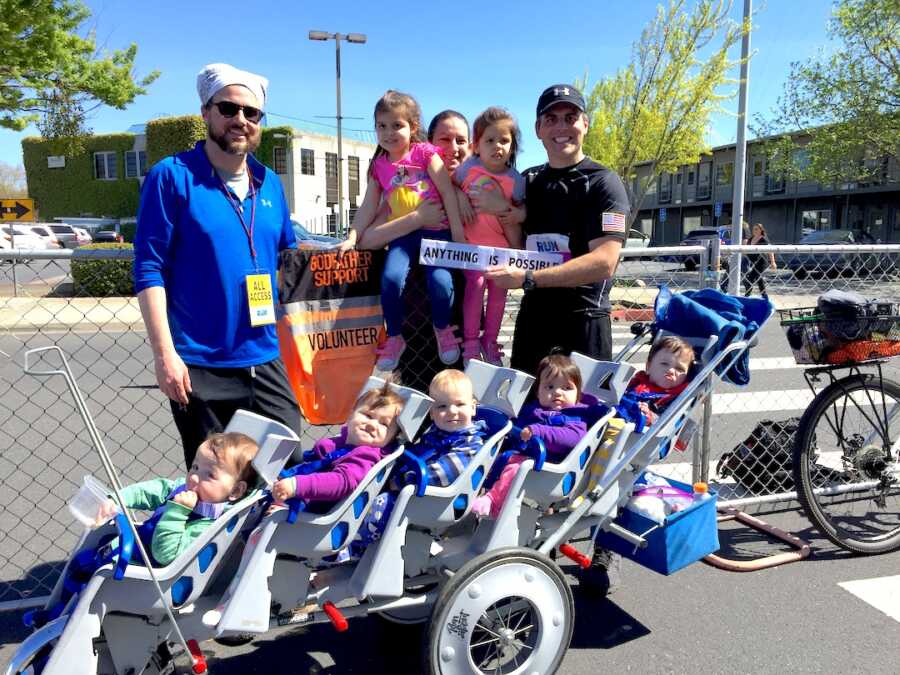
[23,345,69,378]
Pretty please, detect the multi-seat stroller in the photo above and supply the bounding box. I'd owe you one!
[8,289,771,674]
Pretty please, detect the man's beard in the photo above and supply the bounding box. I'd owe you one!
[208,124,260,156]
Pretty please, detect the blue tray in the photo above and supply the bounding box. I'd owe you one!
[596,477,719,575]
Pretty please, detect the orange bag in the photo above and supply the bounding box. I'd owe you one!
[277,248,385,424]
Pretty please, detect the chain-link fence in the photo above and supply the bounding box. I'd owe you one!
[2,242,900,608]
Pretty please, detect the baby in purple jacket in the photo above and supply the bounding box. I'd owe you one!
[272,382,406,507]
[472,354,587,518]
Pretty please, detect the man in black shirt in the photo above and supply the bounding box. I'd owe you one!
[487,84,630,596]
[487,84,630,372]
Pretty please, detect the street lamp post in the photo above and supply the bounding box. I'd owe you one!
[309,30,366,235]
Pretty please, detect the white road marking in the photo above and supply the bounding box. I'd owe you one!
[838,575,900,623]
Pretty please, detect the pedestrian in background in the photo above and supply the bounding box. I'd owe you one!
[134,63,302,469]
[719,221,751,294]
[744,222,777,296]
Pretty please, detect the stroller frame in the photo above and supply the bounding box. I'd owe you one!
[8,325,759,675]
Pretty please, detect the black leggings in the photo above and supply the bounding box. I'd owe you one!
[744,260,767,296]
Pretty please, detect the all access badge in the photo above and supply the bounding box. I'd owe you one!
[246,273,276,327]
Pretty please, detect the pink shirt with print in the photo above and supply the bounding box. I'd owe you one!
[371,142,445,231]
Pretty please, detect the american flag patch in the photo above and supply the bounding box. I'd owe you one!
[602,211,627,233]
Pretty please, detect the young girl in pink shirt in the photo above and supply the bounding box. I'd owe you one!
[341,90,466,371]
[455,107,526,365]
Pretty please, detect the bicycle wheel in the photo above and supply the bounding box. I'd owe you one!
[794,373,900,554]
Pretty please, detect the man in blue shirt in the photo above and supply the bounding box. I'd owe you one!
[134,63,301,468]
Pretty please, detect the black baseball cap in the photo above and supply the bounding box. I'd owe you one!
[536,84,586,118]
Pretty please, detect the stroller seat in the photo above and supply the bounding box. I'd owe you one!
[27,410,299,675]
[211,377,433,635]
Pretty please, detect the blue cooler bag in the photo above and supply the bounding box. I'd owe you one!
[595,477,719,575]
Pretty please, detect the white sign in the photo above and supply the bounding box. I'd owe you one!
[419,239,563,272]
[47,156,65,169]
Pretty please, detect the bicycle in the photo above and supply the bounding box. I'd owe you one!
[781,306,900,554]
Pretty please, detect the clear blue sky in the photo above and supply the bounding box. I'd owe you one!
[0,0,837,171]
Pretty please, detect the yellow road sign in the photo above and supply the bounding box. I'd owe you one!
[1,199,34,222]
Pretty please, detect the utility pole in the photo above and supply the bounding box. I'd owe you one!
[309,31,367,235]
[729,0,752,295]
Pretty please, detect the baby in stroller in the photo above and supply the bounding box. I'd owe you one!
[95,431,259,566]
[579,335,695,499]
[472,354,590,518]
[352,369,488,553]
[271,381,406,509]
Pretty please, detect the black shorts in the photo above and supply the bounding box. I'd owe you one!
[510,292,613,376]
[170,357,303,469]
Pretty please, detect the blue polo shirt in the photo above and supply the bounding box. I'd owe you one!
[134,141,296,368]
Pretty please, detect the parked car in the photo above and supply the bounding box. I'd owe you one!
[678,227,726,271]
[47,223,84,248]
[93,230,124,243]
[1,225,48,251]
[74,227,93,245]
[291,220,341,249]
[27,224,62,248]
[787,229,889,279]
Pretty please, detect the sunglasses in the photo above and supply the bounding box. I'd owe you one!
[209,100,264,123]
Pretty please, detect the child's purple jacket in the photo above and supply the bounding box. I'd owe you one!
[291,427,391,503]
[515,401,589,459]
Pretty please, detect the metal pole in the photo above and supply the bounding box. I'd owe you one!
[335,35,344,235]
[10,227,17,298]
[729,0,752,295]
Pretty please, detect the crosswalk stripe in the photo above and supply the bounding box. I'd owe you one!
[838,576,900,623]
[711,389,813,414]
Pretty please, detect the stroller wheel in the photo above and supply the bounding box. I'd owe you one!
[425,547,573,675]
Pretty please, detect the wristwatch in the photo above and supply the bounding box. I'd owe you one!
[522,270,537,292]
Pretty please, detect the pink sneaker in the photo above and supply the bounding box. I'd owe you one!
[375,335,406,371]
[480,339,504,366]
[434,325,461,365]
[462,338,481,366]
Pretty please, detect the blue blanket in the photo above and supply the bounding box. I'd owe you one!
[653,286,773,386]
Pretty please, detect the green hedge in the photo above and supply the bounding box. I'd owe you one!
[22,134,139,221]
[258,126,293,173]
[146,115,207,167]
[71,243,134,296]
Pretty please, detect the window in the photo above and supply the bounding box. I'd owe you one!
[658,173,672,203]
[93,152,117,180]
[687,169,695,186]
[765,171,785,194]
[272,146,288,175]
[715,162,733,186]
[325,152,338,205]
[124,150,148,178]
[300,148,315,175]
[792,149,811,172]
[697,162,712,199]
[348,155,360,203]
[801,209,831,232]
[752,159,763,177]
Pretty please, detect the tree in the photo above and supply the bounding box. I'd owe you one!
[0,0,158,143]
[757,0,900,185]
[0,161,27,197]
[581,0,747,223]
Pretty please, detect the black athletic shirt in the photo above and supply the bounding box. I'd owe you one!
[521,157,630,314]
